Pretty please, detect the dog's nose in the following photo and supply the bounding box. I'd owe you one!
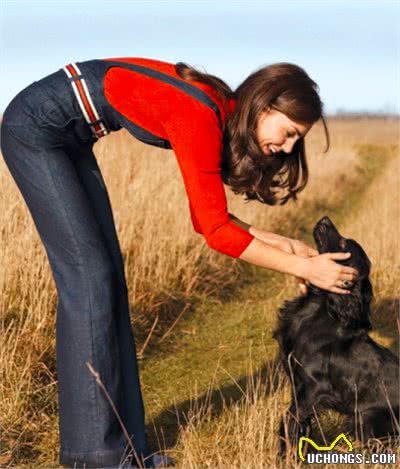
[320,216,332,226]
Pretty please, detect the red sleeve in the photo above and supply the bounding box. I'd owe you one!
[189,200,202,234]
[164,112,255,258]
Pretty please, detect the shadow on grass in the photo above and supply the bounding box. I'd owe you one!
[145,297,399,454]
[371,297,399,354]
[132,263,257,360]
[146,356,282,451]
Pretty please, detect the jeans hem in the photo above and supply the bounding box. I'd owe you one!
[59,444,139,467]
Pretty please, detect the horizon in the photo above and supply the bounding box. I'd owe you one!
[1,0,399,115]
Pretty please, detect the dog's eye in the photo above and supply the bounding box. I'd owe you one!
[339,238,346,249]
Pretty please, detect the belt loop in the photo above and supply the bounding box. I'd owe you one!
[62,63,109,140]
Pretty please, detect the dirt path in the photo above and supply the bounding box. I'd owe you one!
[139,144,398,461]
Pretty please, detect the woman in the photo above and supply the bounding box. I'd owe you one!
[0,57,358,468]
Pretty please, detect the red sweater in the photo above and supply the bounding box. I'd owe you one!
[102,57,255,258]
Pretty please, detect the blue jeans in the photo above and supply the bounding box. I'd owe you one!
[0,70,152,468]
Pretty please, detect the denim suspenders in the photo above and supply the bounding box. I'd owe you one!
[62,59,223,148]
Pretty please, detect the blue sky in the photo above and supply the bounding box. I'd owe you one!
[1,0,399,114]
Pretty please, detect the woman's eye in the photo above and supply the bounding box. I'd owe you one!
[287,131,295,138]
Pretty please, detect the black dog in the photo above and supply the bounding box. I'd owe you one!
[273,216,399,455]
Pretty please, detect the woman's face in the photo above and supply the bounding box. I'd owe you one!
[256,107,312,157]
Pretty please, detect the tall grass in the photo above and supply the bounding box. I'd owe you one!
[1,119,398,320]
[0,117,399,467]
[174,130,400,469]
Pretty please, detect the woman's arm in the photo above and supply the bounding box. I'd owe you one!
[228,214,306,275]
[164,115,255,259]
[228,213,285,246]
[237,236,305,276]
[228,213,316,255]
[165,112,356,294]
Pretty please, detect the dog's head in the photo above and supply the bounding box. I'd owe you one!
[312,216,373,332]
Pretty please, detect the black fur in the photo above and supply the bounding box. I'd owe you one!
[273,216,399,455]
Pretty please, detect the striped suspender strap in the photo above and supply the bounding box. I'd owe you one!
[62,63,109,139]
[103,60,223,130]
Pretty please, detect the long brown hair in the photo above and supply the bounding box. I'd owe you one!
[175,62,330,205]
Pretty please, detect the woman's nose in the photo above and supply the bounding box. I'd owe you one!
[282,138,296,154]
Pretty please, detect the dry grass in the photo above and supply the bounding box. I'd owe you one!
[0,117,399,467]
[339,150,399,352]
[173,124,400,469]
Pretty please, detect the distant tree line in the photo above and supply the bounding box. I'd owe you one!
[329,108,399,119]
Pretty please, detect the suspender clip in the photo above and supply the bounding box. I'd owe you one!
[62,63,109,139]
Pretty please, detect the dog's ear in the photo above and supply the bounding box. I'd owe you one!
[361,277,373,317]
[327,281,372,333]
[361,278,374,308]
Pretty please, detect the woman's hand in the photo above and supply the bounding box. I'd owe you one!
[279,238,359,295]
[300,252,359,294]
[275,238,318,295]
[238,236,358,295]
[246,226,356,295]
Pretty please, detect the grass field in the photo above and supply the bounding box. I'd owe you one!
[1,117,399,468]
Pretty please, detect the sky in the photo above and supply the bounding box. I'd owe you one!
[1,0,399,114]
